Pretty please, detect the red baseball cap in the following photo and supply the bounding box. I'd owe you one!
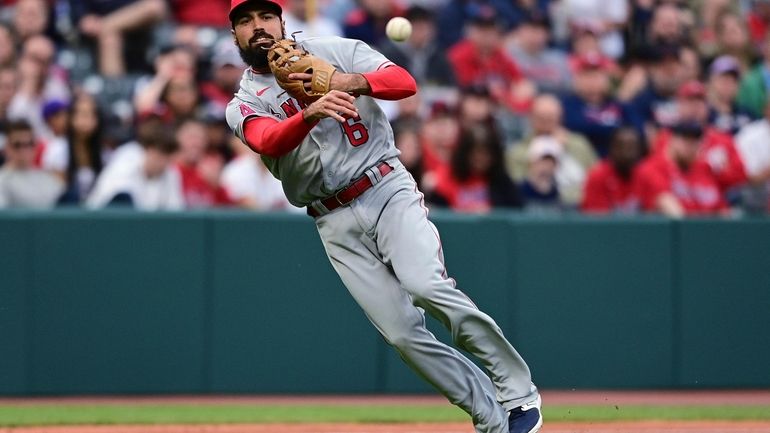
[676,80,706,100]
[229,0,283,22]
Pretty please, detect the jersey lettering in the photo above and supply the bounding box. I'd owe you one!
[280,99,300,118]
[341,115,370,147]
[239,104,256,117]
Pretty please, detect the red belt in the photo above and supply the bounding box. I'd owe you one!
[307,162,393,217]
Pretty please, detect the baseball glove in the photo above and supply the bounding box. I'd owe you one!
[267,39,336,104]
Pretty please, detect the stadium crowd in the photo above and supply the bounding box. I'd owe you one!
[0,0,769,216]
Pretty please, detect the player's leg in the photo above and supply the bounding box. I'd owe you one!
[372,170,540,413]
[314,206,508,433]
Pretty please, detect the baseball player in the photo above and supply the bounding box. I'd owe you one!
[224,1,542,432]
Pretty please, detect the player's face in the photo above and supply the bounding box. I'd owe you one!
[231,7,285,68]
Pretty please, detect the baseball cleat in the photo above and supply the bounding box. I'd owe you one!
[508,395,542,433]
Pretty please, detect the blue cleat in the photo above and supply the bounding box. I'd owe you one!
[508,395,542,433]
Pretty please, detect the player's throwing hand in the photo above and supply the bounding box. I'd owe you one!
[302,90,358,123]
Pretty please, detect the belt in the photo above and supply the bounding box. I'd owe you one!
[307,161,394,218]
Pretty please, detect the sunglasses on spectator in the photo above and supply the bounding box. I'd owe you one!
[9,140,35,149]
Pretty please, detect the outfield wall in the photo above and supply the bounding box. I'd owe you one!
[1,211,768,395]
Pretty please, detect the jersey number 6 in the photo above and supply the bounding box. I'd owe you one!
[341,115,369,147]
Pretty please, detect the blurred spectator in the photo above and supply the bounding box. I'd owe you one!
[283,0,343,40]
[12,0,49,42]
[747,0,770,48]
[58,92,106,205]
[625,44,684,138]
[507,94,597,207]
[735,97,770,213]
[712,10,756,72]
[635,122,726,217]
[738,32,770,118]
[8,35,71,142]
[86,115,183,210]
[504,12,571,93]
[447,8,535,114]
[134,44,198,121]
[561,53,630,156]
[420,101,460,184]
[169,0,229,28]
[393,117,424,188]
[174,117,231,208]
[653,80,748,200]
[646,2,689,46]
[437,0,552,49]
[707,55,756,135]
[74,0,168,76]
[581,126,642,213]
[0,119,63,208]
[0,23,17,68]
[519,135,561,213]
[200,37,245,121]
[379,6,455,87]
[221,135,295,211]
[429,124,521,212]
[342,0,398,47]
[0,65,18,156]
[37,100,69,177]
[560,0,628,59]
[457,84,496,129]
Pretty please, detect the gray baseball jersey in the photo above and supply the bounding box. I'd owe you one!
[226,36,540,433]
[226,36,399,207]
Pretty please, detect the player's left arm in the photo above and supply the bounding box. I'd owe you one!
[289,38,417,100]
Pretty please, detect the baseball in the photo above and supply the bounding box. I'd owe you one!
[386,17,412,42]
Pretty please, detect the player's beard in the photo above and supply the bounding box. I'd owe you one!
[238,30,284,69]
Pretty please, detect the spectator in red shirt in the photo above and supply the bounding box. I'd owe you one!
[174,117,231,208]
[636,122,726,217]
[447,6,535,113]
[653,80,748,196]
[581,126,642,214]
[747,0,770,48]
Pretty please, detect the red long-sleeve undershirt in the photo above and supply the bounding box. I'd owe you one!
[242,66,416,158]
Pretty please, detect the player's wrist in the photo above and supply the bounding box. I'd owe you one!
[331,72,370,95]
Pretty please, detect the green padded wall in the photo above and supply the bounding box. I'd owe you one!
[0,215,30,394]
[512,218,675,388]
[27,213,208,394]
[677,220,770,387]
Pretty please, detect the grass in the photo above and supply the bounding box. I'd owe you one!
[0,404,769,426]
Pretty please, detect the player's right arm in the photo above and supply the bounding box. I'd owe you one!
[228,92,359,158]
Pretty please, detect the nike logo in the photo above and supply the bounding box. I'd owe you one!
[256,86,270,96]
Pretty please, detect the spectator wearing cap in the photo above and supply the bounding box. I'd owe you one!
[379,6,456,87]
[428,124,521,212]
[419,101,460,192]
[37,100,70,178]
[735,96,770,213]
[652,79,747,198]
[504,12,571,93]
[561,0,628,59]
[0,119,63,209]
[560,52,630,156]
[507,94,597,207]
[635,121,727,217]
[707,55,756,135]
[519,135,562,213]
[738,31,770,118]
[447,7,536,114]
[283,0,343,40]
[581,126,642,214]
